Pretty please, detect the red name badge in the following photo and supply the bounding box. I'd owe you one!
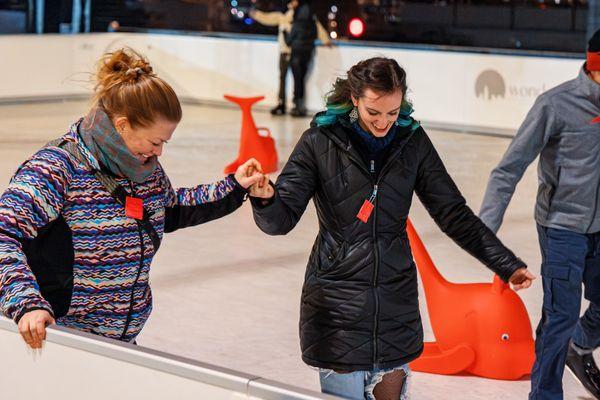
[125,196,144,220]
[357,200,374,223]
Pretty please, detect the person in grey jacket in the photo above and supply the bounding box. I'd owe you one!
[479,30,600,400]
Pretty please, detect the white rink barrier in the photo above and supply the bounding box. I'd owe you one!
[0,315,339,400]
[0,32,582,134]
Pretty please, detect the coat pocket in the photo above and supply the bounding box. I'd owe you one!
[317,237,346,276]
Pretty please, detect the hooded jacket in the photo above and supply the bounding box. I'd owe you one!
[252,115,525,371]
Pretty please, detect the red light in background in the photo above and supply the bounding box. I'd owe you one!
[348,18,365,38]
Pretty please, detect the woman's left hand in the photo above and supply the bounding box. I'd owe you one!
[508,267,536,291]
[235,158,265,189]
[249,174,274,199]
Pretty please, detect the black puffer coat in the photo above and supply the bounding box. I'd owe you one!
[252,116,525,371]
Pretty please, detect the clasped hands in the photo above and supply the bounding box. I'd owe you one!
[234,158,274,199]
[235,158,535,290]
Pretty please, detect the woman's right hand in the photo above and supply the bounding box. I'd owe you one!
[18,309,55,349]
[508,267,536,291]
[235,158,264,189]
[249,174,274,199]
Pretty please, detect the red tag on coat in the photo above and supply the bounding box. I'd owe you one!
[357,200,374,223]
[125,196,144,220]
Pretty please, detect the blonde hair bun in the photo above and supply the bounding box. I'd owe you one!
[92,47,181,128]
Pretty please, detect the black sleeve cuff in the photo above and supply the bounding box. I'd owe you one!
[229,174,249,194]
[14,306,55,324]
[497,258,527,283]
[249,182,276,208]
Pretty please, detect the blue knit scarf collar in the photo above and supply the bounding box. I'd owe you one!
[351,121,397,155]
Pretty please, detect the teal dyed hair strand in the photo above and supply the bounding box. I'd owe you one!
[317,100,420,131]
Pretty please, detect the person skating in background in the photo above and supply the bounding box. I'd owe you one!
[251,0,330,116]
[284,0,324,117]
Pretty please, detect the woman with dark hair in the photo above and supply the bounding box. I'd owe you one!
[248,57,534,399]
[0,48,263,348]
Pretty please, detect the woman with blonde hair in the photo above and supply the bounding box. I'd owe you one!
[0,48,263,348]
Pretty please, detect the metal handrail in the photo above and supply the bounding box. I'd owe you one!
[0,315,339,400]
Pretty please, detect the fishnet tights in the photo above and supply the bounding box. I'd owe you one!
[372,369,406,400]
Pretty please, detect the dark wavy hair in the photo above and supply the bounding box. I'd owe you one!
[316,57,418,130]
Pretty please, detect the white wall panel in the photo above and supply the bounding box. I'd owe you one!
[0,33,582,133]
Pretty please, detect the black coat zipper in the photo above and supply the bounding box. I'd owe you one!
[342,144,408,366]
[369,156,404,365]
[371,183,380,365]
[323,125,414,366]
[371,153,402,368]
[120,181,146,340]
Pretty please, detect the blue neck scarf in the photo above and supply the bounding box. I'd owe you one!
[351,121,397,156]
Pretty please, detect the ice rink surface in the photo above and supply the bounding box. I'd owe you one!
[0,100,594,399]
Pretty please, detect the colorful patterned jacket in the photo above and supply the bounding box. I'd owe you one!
[0,122,247,341]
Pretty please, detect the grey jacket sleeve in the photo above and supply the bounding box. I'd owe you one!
[479,95,559,233]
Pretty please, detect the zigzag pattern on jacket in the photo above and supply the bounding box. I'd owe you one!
[0,125,238,341]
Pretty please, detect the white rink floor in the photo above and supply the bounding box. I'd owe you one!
[0,100,595,400]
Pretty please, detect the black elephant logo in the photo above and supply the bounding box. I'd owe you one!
[475,70,506,100]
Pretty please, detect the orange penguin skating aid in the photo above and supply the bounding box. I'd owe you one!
[224,95,278,174]
[407,219,535,380]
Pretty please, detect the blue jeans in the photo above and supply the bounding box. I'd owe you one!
[319,364,410,400]
[530,225,600,400]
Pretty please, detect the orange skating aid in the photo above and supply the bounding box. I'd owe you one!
[407,219,535,380]
[224,95,278,174]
